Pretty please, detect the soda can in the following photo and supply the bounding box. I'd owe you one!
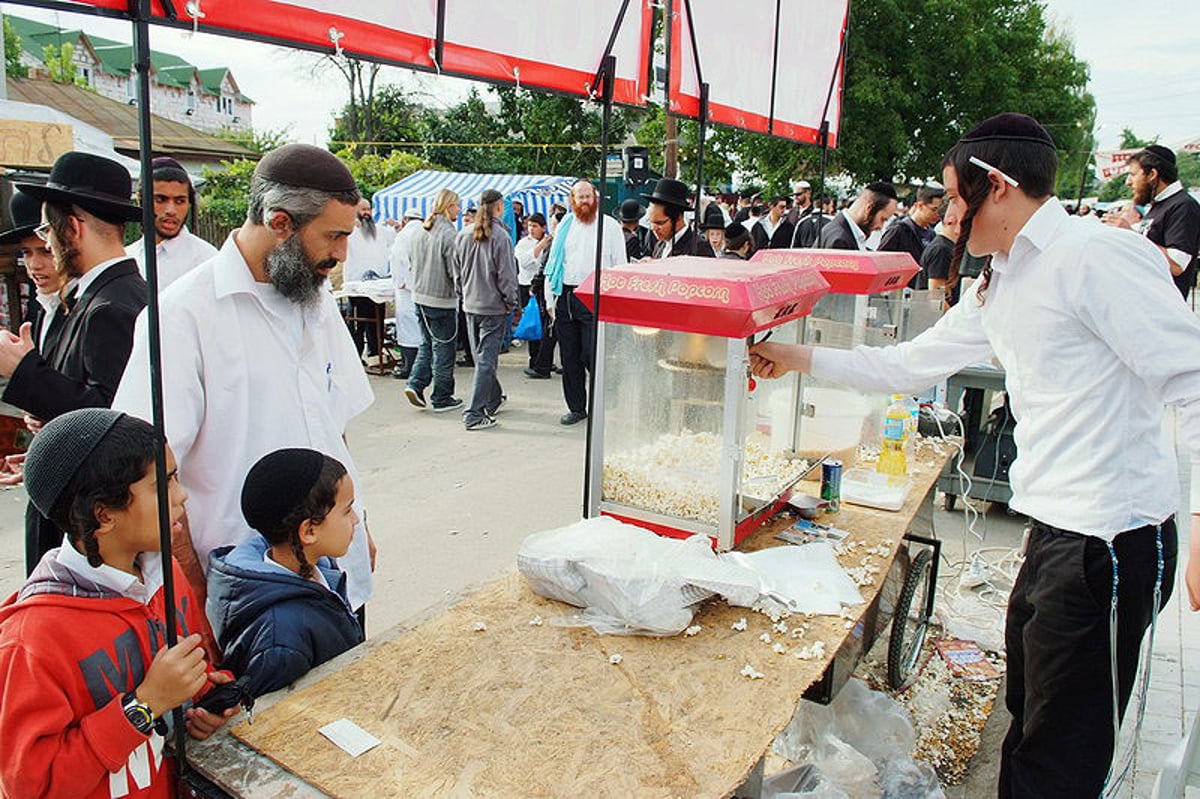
[821,459,843,513]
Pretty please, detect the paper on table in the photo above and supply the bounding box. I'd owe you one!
[318,718,382,757]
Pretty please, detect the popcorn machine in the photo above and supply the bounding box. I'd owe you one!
[574,257,830,551]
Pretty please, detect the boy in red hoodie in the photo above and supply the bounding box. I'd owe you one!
[0,409,238,798]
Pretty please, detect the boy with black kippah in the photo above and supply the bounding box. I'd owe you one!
[750,112,1200,797]
[0,408,237,799]
[206,448,364,699]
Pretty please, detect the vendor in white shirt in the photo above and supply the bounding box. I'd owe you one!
[115,144,377,617]
[125,156,217,291]
[750,113,1200,799]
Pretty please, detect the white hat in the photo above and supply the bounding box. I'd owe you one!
[403,207,424,220]
[792,180,812,191]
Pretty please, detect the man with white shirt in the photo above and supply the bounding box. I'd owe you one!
[644,178,715,259]
[125,156,217,291]
[115,144,377,616]
[817,181,898,250]
[751,195,795,250]
[544,180,625,425]
[342,198,397,361]
[0,152,146,574]
[1113,146,1200,300]
[750,113,1200,799]
[2,191,66,357]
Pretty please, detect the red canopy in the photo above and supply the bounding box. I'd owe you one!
[749,249,919,295]
[574,256,830,338]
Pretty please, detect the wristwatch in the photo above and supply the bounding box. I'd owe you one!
[121,691,155,735]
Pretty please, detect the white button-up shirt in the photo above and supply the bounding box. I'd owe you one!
[34,291,62,352]
[811,199,1200,538]
[561,215,625,286]
[342,223,396,283]
[126,226,218,292]
[56,545,164,605]
[114,232,375,608]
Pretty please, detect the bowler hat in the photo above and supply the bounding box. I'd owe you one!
[724,221,749,250]
[18,152,140,224]
[642,178,692,210]
[618,198,643,223]
[699,204,726,230]
[0,190,43,245]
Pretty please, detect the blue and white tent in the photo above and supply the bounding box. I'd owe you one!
[372,169,576,230]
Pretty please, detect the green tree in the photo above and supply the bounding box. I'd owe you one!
[216,126,292,155]
[197,158,257,229]
[334,147,431,199]
[330,84,424,154]
[5,19,28,79]
[42,42,87,87]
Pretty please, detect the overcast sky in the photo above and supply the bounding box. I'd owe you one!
[4,2,1198,153]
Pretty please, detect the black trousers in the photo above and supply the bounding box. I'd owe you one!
[522,278,557,372]
[346,296,380,357]
[25,502,61,575]
[555,286,593,414]
[999,518,1176,798]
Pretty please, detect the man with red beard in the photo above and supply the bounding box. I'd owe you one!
[543,180,624,426]
[0,152,146,573]
[125,156,217,291]
[115,144,378,617]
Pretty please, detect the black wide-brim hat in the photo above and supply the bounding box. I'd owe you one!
[618,198,643,223]
[17,152,141,224]
[699,204,726,230]
[0,190,43,245]
[642,178,692,210]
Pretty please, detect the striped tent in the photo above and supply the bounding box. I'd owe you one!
[372,169,577,230]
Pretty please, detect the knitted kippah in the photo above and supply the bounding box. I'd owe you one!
[241,448,327,533]
[24,408,126,516]
[960,113,1056,147]
[254,144,358,193]
[1142,144,1176,166]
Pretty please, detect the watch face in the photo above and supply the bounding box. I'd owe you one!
[122,693,155,735]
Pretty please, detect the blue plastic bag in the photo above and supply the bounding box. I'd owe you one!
[512,294,543,340]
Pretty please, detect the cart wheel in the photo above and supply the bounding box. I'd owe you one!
[943,493,957,512]
[887,548,934,690]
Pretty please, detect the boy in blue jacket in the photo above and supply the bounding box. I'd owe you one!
[206,449,364,698]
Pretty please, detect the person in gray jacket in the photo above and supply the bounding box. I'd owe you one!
[405,189,464,413]
[454,189,519,430]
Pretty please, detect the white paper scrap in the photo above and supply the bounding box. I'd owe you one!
[318,718,382,757]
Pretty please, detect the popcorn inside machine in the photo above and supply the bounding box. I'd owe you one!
[574,257,830,551]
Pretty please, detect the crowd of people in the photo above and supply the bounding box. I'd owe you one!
[0,114,1197,796]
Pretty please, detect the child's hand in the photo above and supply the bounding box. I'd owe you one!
[136,633,208,718]
[185,673,240,740]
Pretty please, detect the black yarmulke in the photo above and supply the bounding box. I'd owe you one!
[24,409,125,517]
[1142,144,1176,166]
[241,448,326,534]
[960,113,1056,148]
[254,144,358,193]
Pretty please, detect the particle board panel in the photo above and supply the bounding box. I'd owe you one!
[225,449,950,798]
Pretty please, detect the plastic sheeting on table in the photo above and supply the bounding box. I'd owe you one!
[724,543,863,615]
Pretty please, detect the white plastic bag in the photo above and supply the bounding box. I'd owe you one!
[724,543,863,615]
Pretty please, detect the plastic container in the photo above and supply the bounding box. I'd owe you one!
[841,468,913,511]
[876,397,909,476]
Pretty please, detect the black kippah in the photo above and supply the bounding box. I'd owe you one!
[1142,144,1176,166]
[241,448,327,534]
[254,144,358,193]
[960,113,1056,148]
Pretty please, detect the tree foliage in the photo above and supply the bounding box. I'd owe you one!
[197,158,257,229]
[5,19,28,79]
[42,42,88,87]
[333,147,431,198]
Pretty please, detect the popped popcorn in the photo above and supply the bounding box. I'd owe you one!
[740,664,765,679]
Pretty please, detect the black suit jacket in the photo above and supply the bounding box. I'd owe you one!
[4,259,146,422]
[816,213,861,250]
[26,298,70,360]
[652,228,715,258]
[751,218,796,251]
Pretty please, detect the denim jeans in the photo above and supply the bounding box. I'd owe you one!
[408,304,458,407]
[464,313,507,425]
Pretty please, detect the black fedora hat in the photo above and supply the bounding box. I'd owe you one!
[618,198,643,223]
[642,178,692,210]
[0,190,43,245]
[17,152,140,225]
[699,203,725,230]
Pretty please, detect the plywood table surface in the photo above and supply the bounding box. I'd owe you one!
[196,450,949,798]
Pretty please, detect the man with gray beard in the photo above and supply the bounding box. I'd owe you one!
[115,144,378,616]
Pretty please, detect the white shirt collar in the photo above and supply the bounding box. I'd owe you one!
[989,199,1065,275]
[56,544,164,605]
[35,290,62,313]
[1153,181,1184,204]
[262,549,331,590]
[74,254,129,297]
[844,212,867,247]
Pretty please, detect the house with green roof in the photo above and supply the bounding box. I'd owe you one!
[6,13,254,135]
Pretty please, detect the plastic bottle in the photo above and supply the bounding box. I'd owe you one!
[876,396,909,477]
[898,395,919,458]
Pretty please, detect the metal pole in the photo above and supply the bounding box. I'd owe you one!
[582,54,615,515]
[132,0,186,770]
[693,82,708,233]
[1075,117,1096,210]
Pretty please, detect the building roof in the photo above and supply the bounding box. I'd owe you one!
[6,77,258,163]
[6,14,253,102]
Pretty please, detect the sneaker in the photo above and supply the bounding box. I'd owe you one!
[465,416,498,431]
[486,395,507,416]
[391,365,409,380]
[431,397,464,413]
[404,386,427,409]
[523,367,551,379]
[560,410,588,426]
